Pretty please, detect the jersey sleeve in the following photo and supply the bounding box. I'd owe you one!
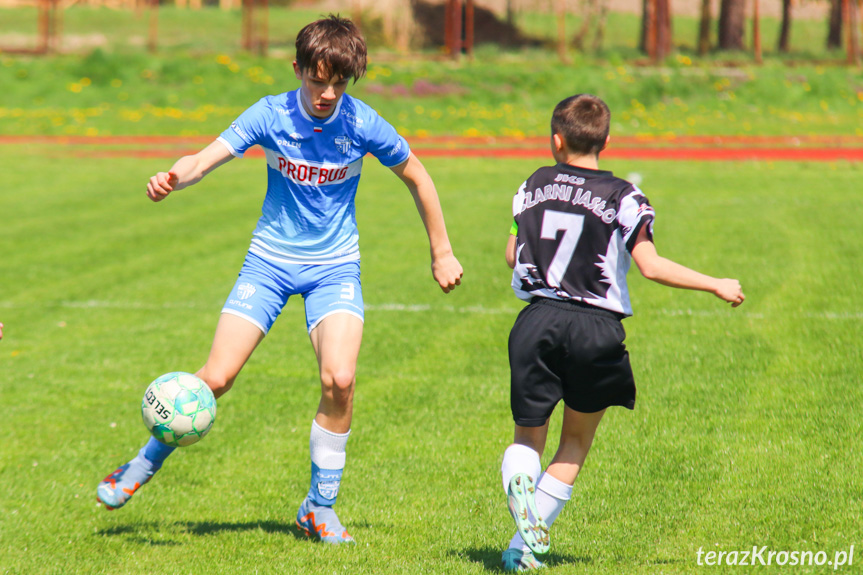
[618,186,655,252]
[361,108,411,168]
[217,97,273,158]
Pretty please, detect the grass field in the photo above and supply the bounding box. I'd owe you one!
[1,139,862,573]
[3,49,861,140]
[1,5,862,572]
[2,6,862,139]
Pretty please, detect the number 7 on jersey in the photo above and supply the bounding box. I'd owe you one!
[541,210,585,289]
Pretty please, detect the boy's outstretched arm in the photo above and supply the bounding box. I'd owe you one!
[146,140,235,202]
[390,152,463,293]
[631,227,745,307]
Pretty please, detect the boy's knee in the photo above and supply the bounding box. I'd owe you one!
[321,368,355,397]
[197,369,235,399]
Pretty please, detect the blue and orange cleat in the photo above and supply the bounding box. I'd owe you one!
[507,473,550,555]
[295,497,355,545]
[96,460,156,510]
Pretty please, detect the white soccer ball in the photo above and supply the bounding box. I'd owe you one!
[626,172,644,186]
[141,372,217,447]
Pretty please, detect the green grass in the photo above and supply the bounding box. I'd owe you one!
[1,6,862,138]
[1,142,862,573]
[1,7,862,571]
[2,50,861,138]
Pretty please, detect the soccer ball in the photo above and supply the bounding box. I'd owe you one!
[141,372,217,447]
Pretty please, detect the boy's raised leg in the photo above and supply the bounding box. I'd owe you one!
[502,408,605,567]
[97,313,261,510]
[507,473,550,555]
[96,438,175,509]
[501,442,550,555]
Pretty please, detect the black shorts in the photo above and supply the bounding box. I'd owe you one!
[508,297,636,426]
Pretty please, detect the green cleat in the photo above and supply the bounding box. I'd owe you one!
[507,473,549,555]
[502,548,546,571]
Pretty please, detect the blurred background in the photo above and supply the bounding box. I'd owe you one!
[0,0,857,63]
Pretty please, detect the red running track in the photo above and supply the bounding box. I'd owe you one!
[2,135,862,161]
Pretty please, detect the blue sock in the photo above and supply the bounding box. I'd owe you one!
[308,461,343,507]
[140,436,176,471]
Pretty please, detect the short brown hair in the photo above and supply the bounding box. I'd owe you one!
[551,94,610,156]
[295,15,367,83]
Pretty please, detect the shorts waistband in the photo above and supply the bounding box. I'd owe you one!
[530,297,624,321]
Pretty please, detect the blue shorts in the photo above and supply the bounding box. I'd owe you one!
[222,252,364,334]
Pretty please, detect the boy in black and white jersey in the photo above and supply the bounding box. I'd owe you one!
[499,94,745,571]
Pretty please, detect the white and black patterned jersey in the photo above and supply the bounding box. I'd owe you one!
[510,163,655,316]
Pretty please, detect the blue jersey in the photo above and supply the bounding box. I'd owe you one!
[218,90,411,263]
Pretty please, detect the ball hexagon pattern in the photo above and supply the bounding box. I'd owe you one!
[141,372,217,447]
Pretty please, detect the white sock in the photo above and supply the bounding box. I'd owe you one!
[307,420,350,506]
[309,420,349,469]
[501,443,542,494]
[535,472,572,526]
[507,472,573,551]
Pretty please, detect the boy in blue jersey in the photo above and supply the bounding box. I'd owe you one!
[96,15,463,545]
[499,94,743,570]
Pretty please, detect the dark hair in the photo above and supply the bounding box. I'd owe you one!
[551,94,610,156]
[295,15,367,83]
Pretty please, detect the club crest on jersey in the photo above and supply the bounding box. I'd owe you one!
[236,282,257,300]
[334,136,352,155]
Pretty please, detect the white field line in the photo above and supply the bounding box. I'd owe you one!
[0,300,860,320]
[0,300,514,315]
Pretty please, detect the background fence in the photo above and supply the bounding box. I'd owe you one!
[0,0,858,63]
